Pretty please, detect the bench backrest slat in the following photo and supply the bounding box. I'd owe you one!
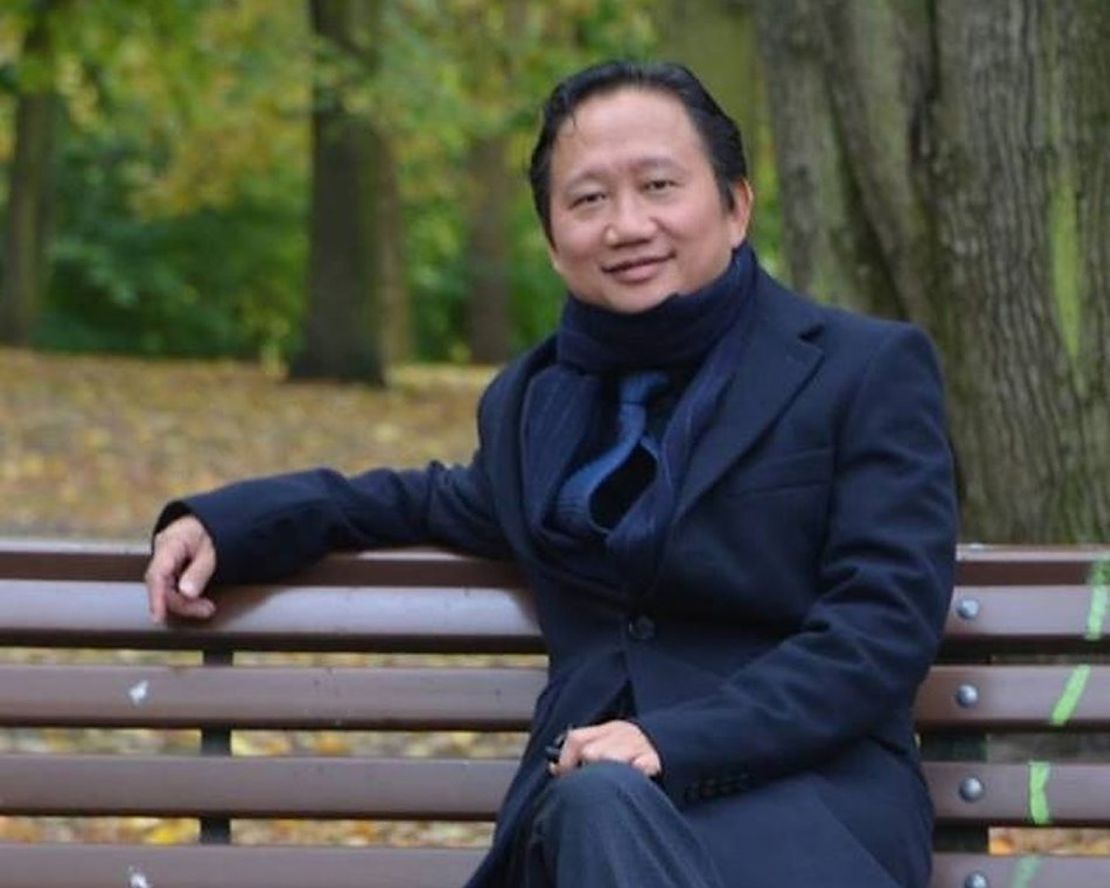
[3,754,1108,828]
[0,844,486,888]
[0,664,545,729]
[2,580,1108,653]
[915,665,1110,730]
[0,754,513,820]
[0,580,543,653]
[3,662,1109,732]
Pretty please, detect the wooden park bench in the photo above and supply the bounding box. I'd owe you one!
[0,538,1108,887]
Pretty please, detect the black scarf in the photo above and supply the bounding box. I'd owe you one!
[520,244,759,602]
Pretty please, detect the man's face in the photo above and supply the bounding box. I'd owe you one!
[546,87,751,314]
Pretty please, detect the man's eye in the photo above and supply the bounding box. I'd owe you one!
[572,192,604,208]
[645,179,675,192]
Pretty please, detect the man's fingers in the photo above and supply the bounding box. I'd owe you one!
[145,542,188,623]
[178,539,216,599]
[549,721,661,778]
[163,587,216,620]
[145,516,217,623]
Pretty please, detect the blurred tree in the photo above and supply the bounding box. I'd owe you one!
[0,0,65,344]
[291,0,391,384]
[754,0,1109,542]
[458,0,528,365]
[465,131,515,363]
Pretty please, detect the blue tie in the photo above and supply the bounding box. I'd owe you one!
[553,370,668,536]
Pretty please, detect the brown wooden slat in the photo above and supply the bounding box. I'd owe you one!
[2,845,1109,888]
[0,664,544,729]
[927,762,1110,826]
[2,844,1109,888]
[943,587,1110,651]
[931,853,1110,888]
[916,665,1110,731]
[3,579,1106,652]
[0,580,543,653]
[0,843,484,888]
[0,755,514,819]
[2,538,1104,587]
[0,539,523,587]
[955,545,1110,585]
[4,755,1108,827]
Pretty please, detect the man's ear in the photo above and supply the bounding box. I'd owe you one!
[547,237,566,279]
[727,179,754,248]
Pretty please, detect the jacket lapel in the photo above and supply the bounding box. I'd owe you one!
[675,274,825,520]
[519,368,600,531]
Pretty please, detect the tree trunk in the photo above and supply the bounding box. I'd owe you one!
[462,0,526,365]
[376,135,410,365]
[753,0,1109,543]
[660,0,784,262]
[1,2,60,345]
[465,133,513,364]
[291,0,387,384]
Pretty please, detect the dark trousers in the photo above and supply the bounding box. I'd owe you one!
[507,762,724,888]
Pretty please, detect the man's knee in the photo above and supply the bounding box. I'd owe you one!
[541,761,657,828]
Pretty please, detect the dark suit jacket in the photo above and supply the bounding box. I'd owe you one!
[170,268,957,887]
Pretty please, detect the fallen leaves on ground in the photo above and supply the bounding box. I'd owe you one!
[0,347,491,538]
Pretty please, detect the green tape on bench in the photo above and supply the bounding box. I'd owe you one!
[1028,761,1052,826]
[1049,664,1091,727]
[1087,560,1109,641]
[1009,855,1041,888]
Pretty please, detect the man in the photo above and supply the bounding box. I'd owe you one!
[147,60,956,886]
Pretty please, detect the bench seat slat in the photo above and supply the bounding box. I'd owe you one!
[0,664,545,729]
[915,665,1110,730]
[3,755,1108,827]
[0,581,544,653]
[0,843,485,888]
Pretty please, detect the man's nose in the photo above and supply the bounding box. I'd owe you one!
[604,194,655,244]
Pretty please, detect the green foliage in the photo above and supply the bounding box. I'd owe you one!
[39,130,305,359]
[373,0,661,359]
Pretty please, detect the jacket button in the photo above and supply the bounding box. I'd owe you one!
[627,615,656,641]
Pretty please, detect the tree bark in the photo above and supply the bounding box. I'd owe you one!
[1,1,60,345]
[291,0,387,384]
[465,133,513,364]
[754,0,1109,542]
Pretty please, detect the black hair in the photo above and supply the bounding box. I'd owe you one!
[528,60,748,241]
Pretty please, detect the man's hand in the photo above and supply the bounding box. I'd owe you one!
[549,720,662,779]
[145,515,218,623]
